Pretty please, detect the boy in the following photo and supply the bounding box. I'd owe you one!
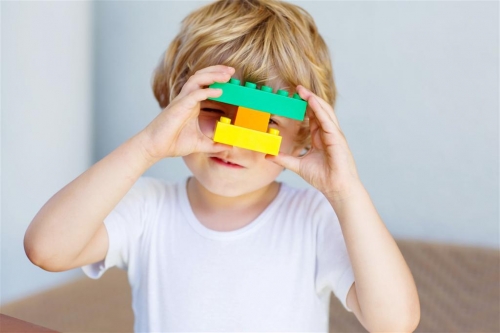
[24,0,420,332]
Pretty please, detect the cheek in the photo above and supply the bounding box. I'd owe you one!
[182,154,194,170]
[278,134,298,154]
[278,123,302,155]
[264,160,285,176]
[182,153,203,175]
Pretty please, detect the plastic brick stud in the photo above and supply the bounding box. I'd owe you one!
[267,128,280,135]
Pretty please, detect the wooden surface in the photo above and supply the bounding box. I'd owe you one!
[0,314,59,332]
[1,239,498,332]
[0,268,134,333]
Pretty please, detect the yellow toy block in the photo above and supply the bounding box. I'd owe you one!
[214,117,281,155]
[234,106,270,132]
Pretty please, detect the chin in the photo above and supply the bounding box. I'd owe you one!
[197,170,278,197]
[198,178,251,197]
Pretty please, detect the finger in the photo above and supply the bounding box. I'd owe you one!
[195,65,235,75]
[297,85,341,129]
[305,91,337,128]
[184,65,235,90]
[307,95,339,136]
[265,152,301,174]
[196,139,233,154]
[297,85,333,114]
[178,71,232,99]
[303,95,345,141]
[179,87,223,111]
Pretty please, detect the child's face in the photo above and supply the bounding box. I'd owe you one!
[182,99,303,197]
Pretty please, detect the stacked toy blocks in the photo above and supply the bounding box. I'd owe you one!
[208,78,307,155]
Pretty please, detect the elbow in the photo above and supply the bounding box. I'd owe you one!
[24,228,42,267]
[409,314,421,333]
[392,312,421,333]
[25,246,68,272]
[403,290,421,332]
[366,298,421,332]
[24,230,67,272]
[392,311,421,333]
[405,301,421,332]
[24,233,49,271]
[367,315,420,333]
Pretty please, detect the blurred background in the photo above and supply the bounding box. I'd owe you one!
[1,1,498,332]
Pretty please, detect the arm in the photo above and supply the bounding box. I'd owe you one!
[24,65,235,272]
[329,182,420,332]
[266,85,420,332]
[24,133,156,271]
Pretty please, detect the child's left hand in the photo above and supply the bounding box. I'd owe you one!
[266,85,362,201]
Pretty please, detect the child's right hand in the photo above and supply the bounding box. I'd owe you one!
[25,66,236,272]
[140,65,235,161]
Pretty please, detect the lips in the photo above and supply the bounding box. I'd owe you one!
[209,156,244,168]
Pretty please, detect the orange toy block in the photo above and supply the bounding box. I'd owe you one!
[234,106,270,132]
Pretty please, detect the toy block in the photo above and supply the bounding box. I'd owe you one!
[213,117,282,155]
[234,106,270,132]
[208,78,307,121]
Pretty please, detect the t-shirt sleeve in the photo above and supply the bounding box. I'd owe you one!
[313,191,356,312]
[81,176,152,279]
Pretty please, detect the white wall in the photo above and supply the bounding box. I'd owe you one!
[93,1,498,248]
[1,2,93,304]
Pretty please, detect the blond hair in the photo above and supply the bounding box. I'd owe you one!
[152,0,337,149]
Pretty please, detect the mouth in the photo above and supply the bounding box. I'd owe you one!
[209,157,244,168]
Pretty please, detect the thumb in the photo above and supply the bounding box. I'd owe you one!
[265,152,300,174]
[197,137,232,154]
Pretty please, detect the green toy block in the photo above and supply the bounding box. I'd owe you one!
[208,78,307,121]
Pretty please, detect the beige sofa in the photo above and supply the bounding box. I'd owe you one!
[1,239,498,332]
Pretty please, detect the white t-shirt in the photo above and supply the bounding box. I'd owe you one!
[82,176,355,332]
